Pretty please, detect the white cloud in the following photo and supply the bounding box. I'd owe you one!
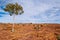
[0,0,60,23]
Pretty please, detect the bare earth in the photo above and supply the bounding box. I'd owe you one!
[0,23,60,40]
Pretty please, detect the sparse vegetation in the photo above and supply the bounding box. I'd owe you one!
[0,23,59,40]
[56,35,60,40]
[34,25,40,31]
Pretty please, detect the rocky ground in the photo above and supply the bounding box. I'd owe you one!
[0,23,60,40]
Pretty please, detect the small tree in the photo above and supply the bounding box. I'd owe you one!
[4,3,24,32]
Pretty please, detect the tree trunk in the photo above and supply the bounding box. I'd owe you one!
[12,14,15,32]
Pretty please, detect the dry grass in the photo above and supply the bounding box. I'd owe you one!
[0,23,60,40]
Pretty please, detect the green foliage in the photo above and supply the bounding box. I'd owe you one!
[4,3,24,16]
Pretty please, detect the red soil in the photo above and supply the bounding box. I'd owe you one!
[0,23,60,40]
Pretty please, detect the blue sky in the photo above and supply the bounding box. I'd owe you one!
[0,0,60,23]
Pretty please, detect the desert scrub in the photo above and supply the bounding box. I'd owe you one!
[34,25,41,31]
[56,35,60,40]
[34,25,43,31]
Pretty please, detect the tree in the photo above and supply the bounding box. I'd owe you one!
[3,3,24,32]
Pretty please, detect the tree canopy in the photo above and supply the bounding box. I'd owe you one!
[4,3,24,16]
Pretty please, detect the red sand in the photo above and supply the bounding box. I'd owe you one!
[0,23,60,40]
